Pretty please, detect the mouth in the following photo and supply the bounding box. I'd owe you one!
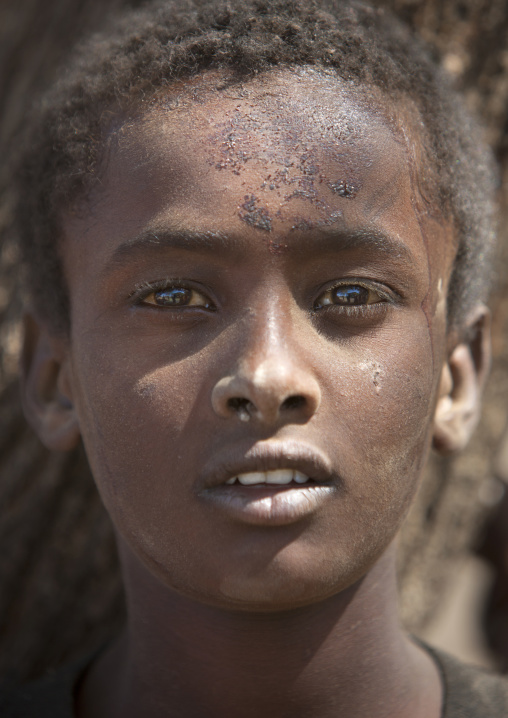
[198,441,337,526]
[226,468,317,486]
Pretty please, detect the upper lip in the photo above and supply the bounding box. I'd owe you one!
[199,439,334,488]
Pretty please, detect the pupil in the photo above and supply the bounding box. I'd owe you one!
[333,285,368,305]
[154,287,192,306]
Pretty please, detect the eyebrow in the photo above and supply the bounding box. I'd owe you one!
[104,224,416,274]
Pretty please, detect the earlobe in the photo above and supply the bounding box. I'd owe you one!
[20,314,80,452]
[433,307,491,454]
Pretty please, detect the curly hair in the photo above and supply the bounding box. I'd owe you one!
[14,0,497,332]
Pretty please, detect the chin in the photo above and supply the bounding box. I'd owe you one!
[156,552,373,613]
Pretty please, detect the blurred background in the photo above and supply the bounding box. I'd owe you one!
[1,0,508,683]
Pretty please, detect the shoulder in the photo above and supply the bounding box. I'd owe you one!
[427,644,508,718]
[0,653,95,718]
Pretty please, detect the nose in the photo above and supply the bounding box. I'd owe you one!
[211,339,321,426]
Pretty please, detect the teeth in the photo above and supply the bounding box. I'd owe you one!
[238,471,266,486]
[266,469,293,485]
[294,471,308,484]
[228,469,311,486]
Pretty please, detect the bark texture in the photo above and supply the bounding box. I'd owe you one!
[0,0,507,681]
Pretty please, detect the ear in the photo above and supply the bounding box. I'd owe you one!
[433,306,491,454]
[20,313,80,451]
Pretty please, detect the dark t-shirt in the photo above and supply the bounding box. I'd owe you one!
[429,646,508,717]
[2,644,508,717]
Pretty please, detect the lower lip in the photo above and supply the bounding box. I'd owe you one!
[199,484,335,526]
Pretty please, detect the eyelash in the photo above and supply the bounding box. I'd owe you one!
[313,280,395,316]
[129,279,216,310]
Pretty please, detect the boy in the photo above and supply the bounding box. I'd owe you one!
[3,0,505,715]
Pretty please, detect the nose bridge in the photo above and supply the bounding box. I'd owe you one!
[211,294,321,424]
[243,295,289,374]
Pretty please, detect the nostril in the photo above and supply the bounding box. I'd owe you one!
[281,395,306,412]
[227,397,255,421]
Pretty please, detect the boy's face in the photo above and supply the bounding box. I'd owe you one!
[54,69,458,608]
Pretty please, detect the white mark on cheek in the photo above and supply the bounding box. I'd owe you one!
[136,379,157,399]
[358,361,383,394]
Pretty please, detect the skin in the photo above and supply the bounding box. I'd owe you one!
[22,68,490,717]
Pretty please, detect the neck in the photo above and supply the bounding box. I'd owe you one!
[77,542,441,718]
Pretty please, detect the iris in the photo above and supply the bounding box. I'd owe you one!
[332,286,369,305]
[154,287,192,306]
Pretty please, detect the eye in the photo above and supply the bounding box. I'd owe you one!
[132,281,214,309]
[315,283,386,309]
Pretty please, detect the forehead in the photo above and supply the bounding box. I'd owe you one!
[70,68,455,283]
[104,69,410,207]
[141,69,397,167]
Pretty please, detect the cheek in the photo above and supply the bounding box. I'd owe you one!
[71,341,206,508]
[71,347,219,587]
[322,316,438,489]
[350,327,436,493]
